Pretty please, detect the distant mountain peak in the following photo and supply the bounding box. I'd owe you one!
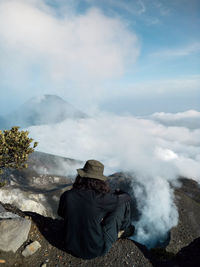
[29,95,67,104]
[2,95,87,129]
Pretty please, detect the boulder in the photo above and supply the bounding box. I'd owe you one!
[22,240,41,257]
[0,218,31,253]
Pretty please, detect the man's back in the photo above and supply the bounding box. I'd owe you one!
[58,187,119,259]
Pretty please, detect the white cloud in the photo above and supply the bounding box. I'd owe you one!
[151,43,200,58]
[151,110,200,129]
[152,0,171,16]
[86,0,146,16]
[118,0,146,15]
[152,110,200,120]
[0,0,140,111]
[0,0,139,83]
[25,111,200,246]
[26,112,200,181]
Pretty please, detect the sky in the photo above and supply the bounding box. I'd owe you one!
[0,0,199,115]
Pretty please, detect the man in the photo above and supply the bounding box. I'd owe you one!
[58,159,134,259]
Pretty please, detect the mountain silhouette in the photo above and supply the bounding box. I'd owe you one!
[1,95,87,129]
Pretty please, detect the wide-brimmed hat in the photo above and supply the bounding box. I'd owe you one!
[77,160,107,181]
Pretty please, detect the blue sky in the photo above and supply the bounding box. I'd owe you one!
[0,0,199,115]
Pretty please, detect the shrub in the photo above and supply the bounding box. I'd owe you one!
[0,126,38,186]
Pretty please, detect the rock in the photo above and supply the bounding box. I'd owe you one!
[22,241,41,257]
[0,204,6,213]
[0,218,31,253]
[0,211,20,219]
[0,151,78,218]
[174,237,200,267]
[166,179,200,254]
[0,201,26,217]
[41,264,47,267]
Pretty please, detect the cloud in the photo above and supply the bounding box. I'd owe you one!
[152,110,200,120]
[26,111,200,181]
[152,0,171,16]
[150,43,200,58]
[85,0,146,16]
[151,110,200,129]
[25,110,200,246]
[116,0,146,16]
[0,0,139,91]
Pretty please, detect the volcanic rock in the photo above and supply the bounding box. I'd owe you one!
[22,241,41,257]
[0,217,31,253]
[0,151,82,218]
[0,204,5,213]
[0,202,154,267]
[166,178,200,254]
[0,211,20,219]
[173,237,200,267]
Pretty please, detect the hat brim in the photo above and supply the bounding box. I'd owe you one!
[77,168,107,181]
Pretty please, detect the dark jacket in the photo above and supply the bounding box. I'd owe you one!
[58,187,130,259]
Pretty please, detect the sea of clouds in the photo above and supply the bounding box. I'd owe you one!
[25,110,200,247]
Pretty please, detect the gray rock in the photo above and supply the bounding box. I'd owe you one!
[0,204,6,213]
[22,240,41,257]
[0,212,20,219]
[0,218,31,253]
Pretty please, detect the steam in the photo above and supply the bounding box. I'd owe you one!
[132,175,177,247]
[26,110,200,247]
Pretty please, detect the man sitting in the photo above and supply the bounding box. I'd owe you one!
[58,159,134,259]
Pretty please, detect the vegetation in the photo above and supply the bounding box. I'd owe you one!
[0,126,38,187]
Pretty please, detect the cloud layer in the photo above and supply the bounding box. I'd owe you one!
[26,110,200,246]
[0,0,139,106]
[151,110,200,129]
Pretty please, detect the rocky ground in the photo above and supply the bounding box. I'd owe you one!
[0,152,200,267]
[0,202,154,267]
[0,198,200,267]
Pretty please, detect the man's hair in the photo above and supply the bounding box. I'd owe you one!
[73,175,110,194]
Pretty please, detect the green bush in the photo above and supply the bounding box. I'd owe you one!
[0,126,38,186]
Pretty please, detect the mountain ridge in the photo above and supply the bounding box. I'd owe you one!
[0,95,87,129]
